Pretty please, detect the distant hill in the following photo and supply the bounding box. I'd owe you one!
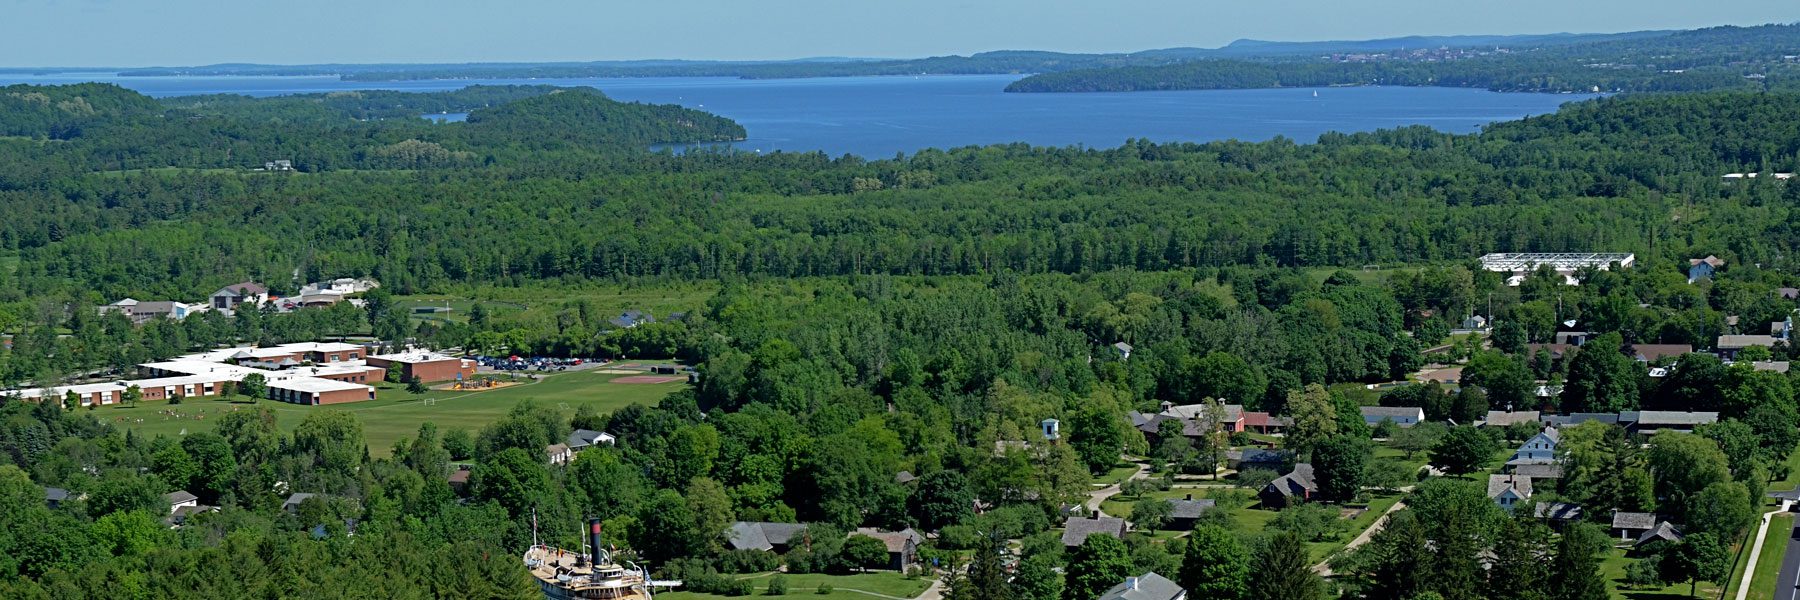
[1210,31,1676,56]
[1006,24,1800,94]
[74,27,1706,83]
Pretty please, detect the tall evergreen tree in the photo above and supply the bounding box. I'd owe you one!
[1253,531,1322,600]
[1485,519,1551,600]
[1549,523,1610,600]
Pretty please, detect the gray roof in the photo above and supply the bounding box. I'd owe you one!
[1754,361,1792,373]
[1166,497,1217,519]
[1483,411,1541,427]
[728,522,809,551]
[1534,502,1583,521]
[567,429,612,449]
[1718,334,1779,349]
[1541,413,1619,427]
[282,493,316,510]
[1360,406,1424,419]
[1062,516,1127,547]
[1098,572,1185,600]
[1637,522,1683,546]
[44,487,69,502]
[1611,511,1657,530]
[1487,474,1533,500]
[1510,463,1565,479]
[1624,411,1719,427]
[1229,448,1293,466]
[894,471,917,485]
[165,490,198,505]
[1264,463,1318,498]
[1113,342,1134,353]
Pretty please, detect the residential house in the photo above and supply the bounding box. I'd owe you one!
[101,299,198,324]
[1688,256,1725,283]
[1360,406,1424,428]
[447,467,471,496]
[727,522,810,553]
[1627,344,1693,363]
[1112,342,1133,361]
[1097,572,1186,600]
[546,444,573,466]
[44,487,70,508]
[1635,522,1683,550]
[1460,315,1489,330]
[1508,426,1560,467]
[1062,512,1128,547]
[1259,463,1317,509]
[1717,335,1780,360]
[608,310,655,329]
[1487,474,1533,512]
[166,490,199,514]
[567,429,616,452]
[210,282,269,312]
[894,471,918,485]
[1611,512,1659,541]
[1525,343,1575,360]
[1555,331,1595,346]
[1754,361,1791,373]
[1534,502,1584,529]
[1782,288,1800,301]
[282,493,317,514]
[167,504,218,528]
[853,528,923,570]
[1227,448,1293,473]
[264,160,294,171]
[1540,413,1621,428]
[1163,495,1217,532]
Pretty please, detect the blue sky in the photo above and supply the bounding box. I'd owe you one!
[2,0,1795,67]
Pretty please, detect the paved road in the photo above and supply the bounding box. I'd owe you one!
[1774,515,1800,600]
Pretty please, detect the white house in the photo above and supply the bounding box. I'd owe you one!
[1510,426,1560,465]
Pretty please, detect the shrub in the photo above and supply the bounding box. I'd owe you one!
[718,549,780,574]
[816,584,833,595]
[766,574,788,596]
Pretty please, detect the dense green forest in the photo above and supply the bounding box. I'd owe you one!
[1007,24,1800,94]
[2,77,1800,599]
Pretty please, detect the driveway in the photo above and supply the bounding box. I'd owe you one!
[1773,516,1800,600]
[1087,461,1150,517]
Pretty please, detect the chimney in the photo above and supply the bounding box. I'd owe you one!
[588,518,605,566]
[1126,576,1139,591]
[1092,509,1101,520]
[1185,494,1193,501]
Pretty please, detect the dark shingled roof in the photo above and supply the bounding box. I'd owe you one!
[1061,516,1127,547]
[1611,512,1658,531]
[1166,497,1217,520]
[1264,463,1318,498]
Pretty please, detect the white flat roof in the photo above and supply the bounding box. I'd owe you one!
[371,352,461,363]
[269,378,370,393]
[1479,253,1635,273]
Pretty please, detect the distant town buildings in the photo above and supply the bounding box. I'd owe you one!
[1478,253,1635,287]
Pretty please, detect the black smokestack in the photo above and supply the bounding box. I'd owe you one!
[589,518,605,566]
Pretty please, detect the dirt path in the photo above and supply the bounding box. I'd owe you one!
[1087,461,1151,517]
[1313,491,1414,576]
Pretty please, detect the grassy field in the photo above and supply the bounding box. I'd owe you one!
[657,571,932,600]
[1096,485,1400,562]
[1744,514,1795,600]
[97,369,685,456]
[1602,545,1728,600]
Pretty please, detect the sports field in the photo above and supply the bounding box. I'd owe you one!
[94,369,686,456]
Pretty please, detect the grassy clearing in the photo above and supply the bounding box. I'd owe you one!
[657,571,932,600]
[1768,447,1800,493]
[98,370,685,456]
[1602,545,1726,600]
[1092,462,1141,487]
[1098,485,1401,562]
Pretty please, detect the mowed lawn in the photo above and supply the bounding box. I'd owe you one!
[95,370,685,456]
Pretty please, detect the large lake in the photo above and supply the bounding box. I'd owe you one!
[0,73,1598,157]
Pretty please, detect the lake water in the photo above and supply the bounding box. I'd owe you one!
[0,72,1597,157]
